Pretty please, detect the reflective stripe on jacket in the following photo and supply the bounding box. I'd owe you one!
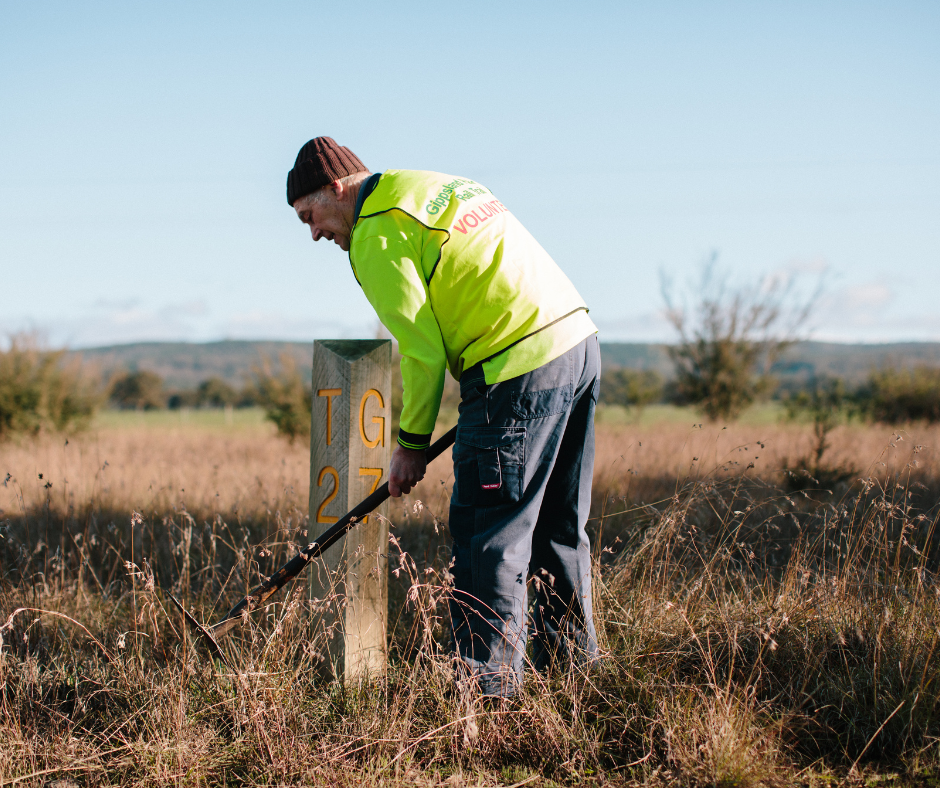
[349,169,597,449]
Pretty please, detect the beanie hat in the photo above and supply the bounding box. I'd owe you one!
[286,137,368,206]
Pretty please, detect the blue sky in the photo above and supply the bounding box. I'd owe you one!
[1,0,938,348]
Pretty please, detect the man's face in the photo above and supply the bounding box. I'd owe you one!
[294,187,351,252]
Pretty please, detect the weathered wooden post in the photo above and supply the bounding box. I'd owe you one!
[309,339,392,679]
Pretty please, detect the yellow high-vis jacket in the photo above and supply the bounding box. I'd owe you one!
[349,169,597,450]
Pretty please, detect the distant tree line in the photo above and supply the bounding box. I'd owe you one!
[0,337,314,442]
[598,363,940,422]
[3,312,940,443]
[107,370,260,411]
[106,359,313,443]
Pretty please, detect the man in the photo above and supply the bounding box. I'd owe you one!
[287,136,600,697]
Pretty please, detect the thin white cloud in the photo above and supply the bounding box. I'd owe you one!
[595,311,674,343]
[783,257,829,276]
[6,300,213,348]
[91,297,140,310]
[219,310,375,342]
[843,282,893,310]
[813,278,895,336]
[807,277,940,341]
[159,299,210,318]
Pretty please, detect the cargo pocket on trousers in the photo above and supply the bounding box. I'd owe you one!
[453,426,526,507]
[511,383,573,419]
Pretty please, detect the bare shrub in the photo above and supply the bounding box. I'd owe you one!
[662,255,821,421]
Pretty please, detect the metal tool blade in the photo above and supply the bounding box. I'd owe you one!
[165,591,231,669]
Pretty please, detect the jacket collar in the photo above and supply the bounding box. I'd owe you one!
[353,172,382,225]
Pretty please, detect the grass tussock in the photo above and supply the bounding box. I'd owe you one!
[1,419,940,786]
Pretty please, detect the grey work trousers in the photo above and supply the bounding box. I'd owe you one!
[448,334,600,696]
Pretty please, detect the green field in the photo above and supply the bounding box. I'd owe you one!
[91,403,792,434]
[92,406,272,431]
[594,401,787,426]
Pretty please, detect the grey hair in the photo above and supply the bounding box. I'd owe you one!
[296,172,370,209]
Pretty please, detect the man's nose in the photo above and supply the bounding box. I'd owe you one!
[311,226,323,241]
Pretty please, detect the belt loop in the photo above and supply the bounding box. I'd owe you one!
[460,362,486,393]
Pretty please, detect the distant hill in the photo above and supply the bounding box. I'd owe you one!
[771,342,940,384]
[601,341,940,386]
[72,341,312,390]
[71,339,940,391]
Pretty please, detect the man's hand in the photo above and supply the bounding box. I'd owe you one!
[388,445,427,497]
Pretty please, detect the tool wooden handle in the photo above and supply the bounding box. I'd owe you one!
[210,425,457,638]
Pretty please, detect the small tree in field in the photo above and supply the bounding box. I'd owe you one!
[196,377,238,408]
[109,370,165,410]
[600,368,663,420]
[252,353,312,443]
[781,377,857,489]
[662,255,820,421]
[0,334,101,439]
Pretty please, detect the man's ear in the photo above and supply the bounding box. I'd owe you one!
[331,179,345,200]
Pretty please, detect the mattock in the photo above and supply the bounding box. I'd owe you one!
[166,425,456,664]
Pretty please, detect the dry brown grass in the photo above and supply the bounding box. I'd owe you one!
[0,419,310,520]
[1,412,939,786]
[6,416,936,525]
[593,420,940,492]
